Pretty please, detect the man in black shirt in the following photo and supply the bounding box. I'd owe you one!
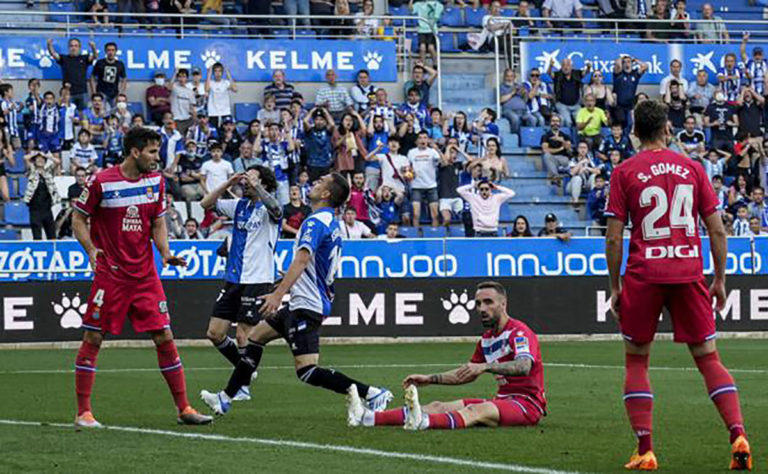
[737,86,765,139]
[90,42,127,107]
[547,57,591,128]
[437,141,465,228]
[675,115,707,160]
[537,213,571,241]
[704,91,739,153]
[612,55,648,134]
[541,114,572,183]
[68,166,88,200]
[282,185,312,238]
[47,37,97,111]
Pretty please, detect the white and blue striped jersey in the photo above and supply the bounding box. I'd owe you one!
[717,66,743,102]
[60,103,78,141]
[289,207,342,316]
[216,198,279,285]
[37,104,60,135]
[2,99,18,137]
[744,59,768,95]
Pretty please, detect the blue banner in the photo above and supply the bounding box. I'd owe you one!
[521,41,743,85]
[0,36,397,82]
[0,237,763,281]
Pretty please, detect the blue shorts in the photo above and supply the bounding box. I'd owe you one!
[38,133,61,153]
[26,124,38,142]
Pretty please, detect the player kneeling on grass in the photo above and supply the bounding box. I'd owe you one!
[200,165,282,402]
[201,173,393,416]
[71,127,212,427]
[347,281,546,431]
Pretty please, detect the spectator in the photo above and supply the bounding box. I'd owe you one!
[688,69,716,125]
[370,88,396,122]
[347,171,372,226]
[264,70,297,111]
[330,0,355,38]
[378,222,403,240]
[704,91,738,153]
[0,84,21,151]
[68,166,88,201]
[542,0,583,31]
[507,215,533,237]
[602,149,623,182]
[84,0,109,24]
[70,129,98,175]
[612,55,648,134]
[470,1,509,53]
[282,185,313,238]
[541,114,572,184]
[255,122,294,205]
[472,107,499,157]
[201,0,231,25]
[375,184,407,231]
[712,174,728,207]
[568,141,601,203]
[512,1,537,34]
[427,108,446,147]
[82,93,108,145]
[750,216,766,236]
[397,87,429,131]
[190,67,207,116]
[366,135,411,201]
[728,173,751,212]
[257,94,280,125]
[675,116,706,160]
[233,141,257,173]
[186,112,219,158]
[103,115,123,168]
[645,0,674,42]
[445,111,472,152]
[741,33,767,96]
[243,119,262,149]
[587,174,608,226]
[659,59,689,96]
[167,68,197,135]
[538,212,571,240]
[583,70,613,114]
[408,131,442,228]
[90,42,127,107]
[315,69,353,123]
[457,180,515,237]
[703,149,727,182]
[411,0,443,66]
[748,185,767,223]
[37,91,62,160]
[576,93,609,150]
[733,205,751,236]
[597,123,633,162]
[159,112,185,170]
[165,194,185,239]
[146,71,171,125]
[284,0,311,25]
[206,62,237,129]
[23,152,60,240]
[695,2,728,44]
[355,0,380,37]
[22,79,41,151]
[339,206,375,239]
[282,108,304,182]
[499,68,532,134]
[663,80,688,130]
[547,57,590,128]
[669,0,691,39]
[219,118,242,160]
[46,38,97,110]
[365,113,395,189]
[333,111,367,178]
[438,141,466,228]
[303,107,336,181]
[397,113,420,154]
[178,140,205,203]
[469,137,508,182]
[404,63,437,108]
[718,53,744,103]
[350,69,376,113]
[736,87,765,139]
[524,68,552,127]
[200,143,234,193]
[182,218,203,240]
[111,93,133,131]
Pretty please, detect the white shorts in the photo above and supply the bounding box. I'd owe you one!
[439,198,463,214]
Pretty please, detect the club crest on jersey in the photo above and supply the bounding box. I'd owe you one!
[514,336,529,353]
[122,204,143,232]
[146,186,155,200]
[159,301,168,314]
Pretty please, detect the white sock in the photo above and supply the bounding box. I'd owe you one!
[362,409,375,427]
[419,413,430,430]
[219,391,232,403]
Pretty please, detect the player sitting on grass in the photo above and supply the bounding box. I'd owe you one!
[200,173,392,416]
[201,165,282,402]
[346,281,545,431]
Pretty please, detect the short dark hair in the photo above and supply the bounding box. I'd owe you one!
[91,92,104,101]
[28,78,39,87]
[43,91,55,98]
[247,164,278,193]
[357,69,370,77]
[476,281,507,299]
[327,172,350,208]
[712,174,723,182]
[407,87,421,97]
[104,42,117,50]
[185,217,198,227]
[74,166,87,175]
[212,62,224,70]
[417,131,429,138]
[634,100,669,143]
[78,128,91,137]
[484,108,497,122]
[209,142,223,152]
[177,68,189,77]
[0,84,12,97]
[754,185,765,193]
[123,127,161,156]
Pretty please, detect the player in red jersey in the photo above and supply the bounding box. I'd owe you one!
[346,281,546,431]
[605,100,750,471]
[71,127,212,427]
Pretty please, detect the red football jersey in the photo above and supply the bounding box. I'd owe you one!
[73,166,166,280]
[471,318,546,414]
[605,149,719,283]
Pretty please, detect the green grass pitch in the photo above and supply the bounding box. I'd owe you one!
[0,339,766,473]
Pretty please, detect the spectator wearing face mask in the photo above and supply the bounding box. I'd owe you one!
[111,93,133,131]
[146,71,171,125]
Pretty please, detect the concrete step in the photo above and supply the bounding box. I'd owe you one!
[440,73,487,91]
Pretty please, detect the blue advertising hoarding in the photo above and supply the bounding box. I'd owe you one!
[0,36,397,82]
[0,237,762,281]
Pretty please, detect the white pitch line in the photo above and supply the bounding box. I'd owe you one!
[0,419,577,474]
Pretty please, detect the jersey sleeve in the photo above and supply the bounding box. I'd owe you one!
[511,328,536,364]
[72,174,102,216]
[154,177,167,219]
[296,218,326,256]
[216,199,238,218]
[605,167,628,222]
[697,164,720,219]
[470,340,485,363]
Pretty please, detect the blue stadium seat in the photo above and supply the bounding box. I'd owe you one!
[235,103,261,123]
[296,29,316,38]
[388,5,408,16]
[0,228,19,240]
[439,7,464,27]
[128,102,144,118]
[398,226,420,238]
[422,227,448,238]
[500,8,517,18]
[14,176,27,199]
[520,127,545,148]
[7,151,25,174]
[4,201,29,226]
[407,33,419,53]
[464,7,487,28]
[438,32,458,52]
[48,1,76,23]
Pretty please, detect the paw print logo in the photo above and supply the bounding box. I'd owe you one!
[52,293,88,329]
[34,49,54,68]
[200,50,221,69]
[363,51,383,71]
[442,290,475,325]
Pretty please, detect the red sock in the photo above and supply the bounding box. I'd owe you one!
[75,341,100,416]
[624,353,654,455]
[374,408,406,426]
[428,411,466,430]
[156,340,189,412]
[694,351,746,443]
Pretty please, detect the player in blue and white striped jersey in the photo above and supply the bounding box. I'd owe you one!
[741,33,768,95]
[0,84,21,150]
[200,165,282,402]
[201,172,393,417]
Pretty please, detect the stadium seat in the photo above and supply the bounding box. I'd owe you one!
[407,32,419,53]
[173,201,189,222]
[520,127,545,148]
[7,152,25,174]
[48,1,76,23]
[4,201,29,226]
[464,7,487,27]
[15,176,27,199]
[128,102,144,119]
[500,8,517,18]
[55,176,75,199]
[439,7,464,27]
[438,32,458,52]
[0,228,19,240]
[398,226,420,238]
[422,227,448,238]
[189,202,205,223]
[235,103,261,124]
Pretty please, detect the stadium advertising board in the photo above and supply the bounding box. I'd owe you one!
[0,238,762,282]
[0,37,398,82]
[521,41,742,85]
[1,276,767,343]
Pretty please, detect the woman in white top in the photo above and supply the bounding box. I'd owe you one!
[205,62,237,130]
[354,0,380,38]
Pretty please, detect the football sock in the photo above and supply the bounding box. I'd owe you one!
[694,351,746,443]
[296,365,371,397]
[224,340,264,398]
[374,408,406,426]
[624,353,654,455]
[75,341,100,416]
[156,340,190,412]
[213,336,241,366]
[427,412,466,430]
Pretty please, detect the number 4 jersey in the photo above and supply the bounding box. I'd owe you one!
[605,148,720,284]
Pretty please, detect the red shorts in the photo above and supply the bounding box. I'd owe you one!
[462,396,542,426]
[619,274,716,344]
[81,272,170,336]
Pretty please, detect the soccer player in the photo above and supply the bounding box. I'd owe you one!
[201,165,282,402]
[346,281,545,431]
[200,173,392,416]
[605,100,751,470]
[71,127,212,427]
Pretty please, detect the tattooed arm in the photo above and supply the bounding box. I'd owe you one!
[402,367,468,388]
[253,182,283,222]
[484,358,533,377]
